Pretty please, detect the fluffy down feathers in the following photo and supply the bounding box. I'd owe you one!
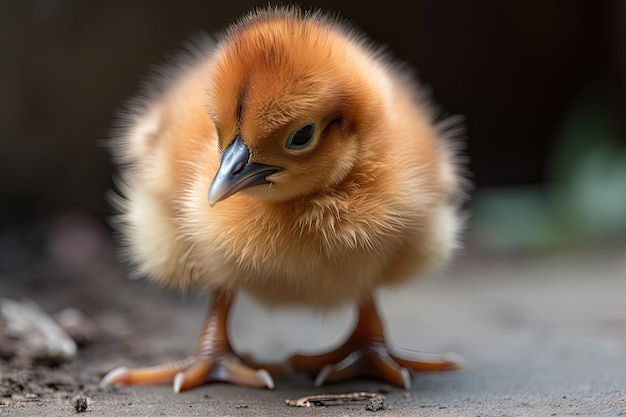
[111,7,463,308]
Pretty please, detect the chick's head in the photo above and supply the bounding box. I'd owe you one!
[206,10,378,206]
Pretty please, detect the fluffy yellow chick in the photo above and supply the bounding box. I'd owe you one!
[102,7,464,392]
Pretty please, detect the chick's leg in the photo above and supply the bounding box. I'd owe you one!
[100,290,273,392]
[288,294,462,390]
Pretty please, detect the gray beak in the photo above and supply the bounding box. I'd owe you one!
[208,136,281,206]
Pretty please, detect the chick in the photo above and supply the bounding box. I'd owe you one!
[102,7,465,392]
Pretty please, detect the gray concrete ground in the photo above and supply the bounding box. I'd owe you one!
[2,247,625,416]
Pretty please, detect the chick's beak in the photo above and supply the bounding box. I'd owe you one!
[208,136,281,207]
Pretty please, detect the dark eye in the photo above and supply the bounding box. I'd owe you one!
[285,123,315,149]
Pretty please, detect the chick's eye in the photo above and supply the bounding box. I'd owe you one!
[285,123,315,149]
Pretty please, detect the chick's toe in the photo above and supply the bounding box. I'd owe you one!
[100,291,274,391]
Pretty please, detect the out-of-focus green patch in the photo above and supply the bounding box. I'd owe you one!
[469,82,626,252]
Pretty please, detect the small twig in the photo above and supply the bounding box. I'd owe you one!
[285,392,385,407]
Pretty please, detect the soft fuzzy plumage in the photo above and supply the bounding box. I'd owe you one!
[111,7,463,308]
[102,6,466,393]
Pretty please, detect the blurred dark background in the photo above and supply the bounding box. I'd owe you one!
[0,0,625,293]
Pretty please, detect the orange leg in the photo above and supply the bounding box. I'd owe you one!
[100,290,273,392]
[288,294,463,389]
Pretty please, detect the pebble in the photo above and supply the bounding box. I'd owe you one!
[0,298,76,362]
[366,396,385,412]
[71,395,90,413]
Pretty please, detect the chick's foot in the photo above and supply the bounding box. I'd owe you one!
[100,291,274,392]
[288,295,462,390]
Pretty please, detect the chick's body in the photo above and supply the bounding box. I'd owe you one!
[118,10,460,307]
[107,8,463,391]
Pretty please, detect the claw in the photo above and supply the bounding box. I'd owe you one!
[173,359,213,392]
[173,372,185,393]
[255,369,275,390]
[314,351,362,387]
[212,357,275,389]
[399,368,411,390]
[314,365,333,387]
[100,366,130,388]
